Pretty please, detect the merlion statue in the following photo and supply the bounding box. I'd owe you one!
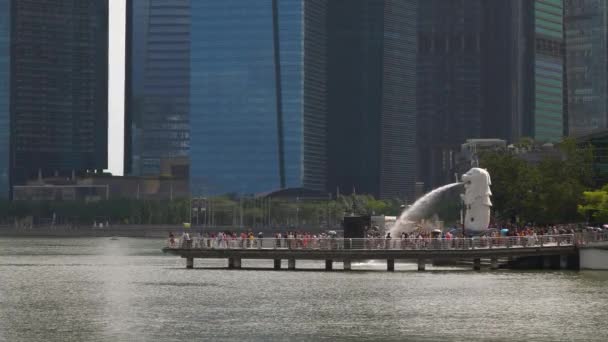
[461,168,492,233]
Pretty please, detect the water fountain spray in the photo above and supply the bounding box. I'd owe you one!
[390,168,492,235]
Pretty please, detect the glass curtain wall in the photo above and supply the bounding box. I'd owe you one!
[190,0,280,195]
[327,0,417,200]
[417,0,481,190]
[565,0,608,135]
[533,0,564,142]
[126,0,190,176]
[0,0,8,198]
[190,0,322,195]
[10,0,108,184]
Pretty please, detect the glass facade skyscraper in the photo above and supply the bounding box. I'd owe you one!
[533,0,564,142]
[9,0,108,190]
[0,0,9,198]
[417,0,483,190]
[481,0,564,144]
[125,0,190,176]
[127,0,421,198]
[326,0,417,200]
[189,0,327,195]
[481,0,532,143]
[416,0,565,189]
[565,0,608,136]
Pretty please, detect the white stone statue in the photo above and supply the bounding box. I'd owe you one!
[461,168,492,233]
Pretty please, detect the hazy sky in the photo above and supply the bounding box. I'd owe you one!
[108,0,125,175]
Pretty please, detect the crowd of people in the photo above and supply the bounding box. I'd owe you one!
[380,229,570,249]
[490,224,578,237]
[168,230,338,249]
[166,223,604,250]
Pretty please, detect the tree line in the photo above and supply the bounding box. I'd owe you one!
[0,194,409,228]
[2,137,602,227]
[479,138,595,225]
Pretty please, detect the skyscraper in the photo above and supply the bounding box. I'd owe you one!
[189,0,327,195]
[415,0,565,189]
[8,0,108,195]
[565,0,608,136]
[125,0,190,177]
[481,0,530,143]
[532,0,565,142]
[482,0,564,144]
[0,0,9,198]
[417,0,483,190]
[326,0,417,200]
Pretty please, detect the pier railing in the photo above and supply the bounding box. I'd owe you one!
[166,234,577,251]
[576,231,608,245]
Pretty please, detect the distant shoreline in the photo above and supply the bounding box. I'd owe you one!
[0,225,329,238]
[0,226,171,238]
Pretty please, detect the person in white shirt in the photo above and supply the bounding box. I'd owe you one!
[181,231,191,248]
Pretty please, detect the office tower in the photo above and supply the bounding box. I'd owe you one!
[415,0,565,189]
[125,0,190,177]
[565,0,608,136]
[480,0,528,143]
[189,0,327,195]
[9,0,108,194]
[326,0,417,201]
[532,0,565,142]
[0,0,8,198]
[417,0,483,190]
[482,0,565,144]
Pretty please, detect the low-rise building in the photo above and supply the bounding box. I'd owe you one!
[13,175,189,201]
[456,139,507,176]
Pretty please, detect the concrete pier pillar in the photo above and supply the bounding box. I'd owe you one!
[473,258,481,271]
[387,259,395,272]
[343,259,352,271]
[233,258,241,269]
[186,257,194,269]
[490,258,498,270]
[325,260,333,271]
[542,256,551,269]
[560,255,568,269]
[417,259,426,271]
[288,258,296,270]
[274,259,281,270]
[228,257,235,269]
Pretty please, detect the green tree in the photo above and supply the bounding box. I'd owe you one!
[578,185,608,224]
[479,150,541,223]
[480,138,594,224]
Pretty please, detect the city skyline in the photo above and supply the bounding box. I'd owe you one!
[2,3,608,340]
[3,0,608,199]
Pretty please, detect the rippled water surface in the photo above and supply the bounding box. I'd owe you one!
[1,237,608,342]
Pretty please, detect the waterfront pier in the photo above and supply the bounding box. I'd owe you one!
[162,234,585,271]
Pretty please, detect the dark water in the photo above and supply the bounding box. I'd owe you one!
[1,237,607,342]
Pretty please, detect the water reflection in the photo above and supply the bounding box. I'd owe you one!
[98,239,140,341]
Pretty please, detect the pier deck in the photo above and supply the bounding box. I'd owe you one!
[163,235,581,271]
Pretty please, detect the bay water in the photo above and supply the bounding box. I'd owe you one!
[1,237,607,341]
